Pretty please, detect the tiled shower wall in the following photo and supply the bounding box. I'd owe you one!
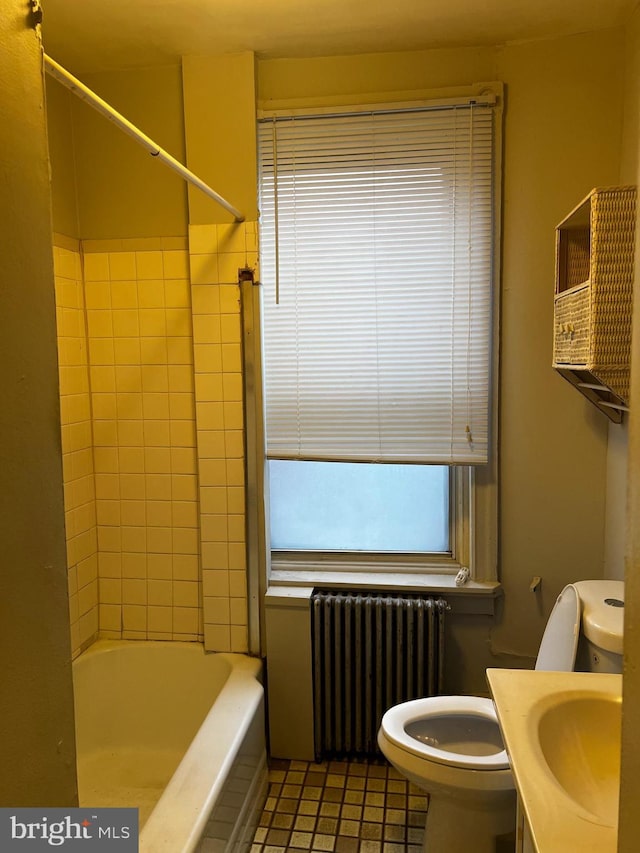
[82,237,202,643]
[54,236,99,659]
[53,227,255,656]
[189,222,257,653]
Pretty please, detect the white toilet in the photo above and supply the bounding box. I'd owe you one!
[377,580,624,853]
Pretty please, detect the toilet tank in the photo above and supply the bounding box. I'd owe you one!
[573,580,624,673]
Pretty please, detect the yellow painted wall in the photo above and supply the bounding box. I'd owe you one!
[46,80,80,238]
[619,9,640,850]
[182,52,258,224]
[46,55,257,234]
[70,65,188,239]
[495,28,624,660]
[0,0,77,805]
[258,46,497,105]
[606,8,640,586]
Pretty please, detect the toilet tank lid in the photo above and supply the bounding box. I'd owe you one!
[573,580,625,655]
[535,584,580,672]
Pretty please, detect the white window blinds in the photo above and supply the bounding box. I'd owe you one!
[258,101,495,465]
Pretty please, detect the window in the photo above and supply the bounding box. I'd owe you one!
[255,89,500,583]
[268,460,449,553]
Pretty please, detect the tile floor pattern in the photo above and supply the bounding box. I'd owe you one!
[251,758,426,853]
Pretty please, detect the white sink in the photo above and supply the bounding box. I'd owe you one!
[537,693,621,825]
[487,669,622,853]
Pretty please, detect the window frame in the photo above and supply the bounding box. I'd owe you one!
[267,463,471,577]
[243,84,502,627]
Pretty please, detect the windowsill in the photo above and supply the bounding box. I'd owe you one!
[267,570,502,614]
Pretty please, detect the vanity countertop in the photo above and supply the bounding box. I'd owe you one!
[487,668,621,853]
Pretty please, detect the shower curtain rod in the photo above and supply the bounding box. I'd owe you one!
[44,54,245,223]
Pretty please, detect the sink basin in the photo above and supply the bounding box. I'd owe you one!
[487,670,622,853]
[537,693,621,825]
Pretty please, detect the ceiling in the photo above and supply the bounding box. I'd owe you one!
[42,0,637,75]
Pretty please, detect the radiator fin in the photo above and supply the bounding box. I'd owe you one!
[311,590,447,760]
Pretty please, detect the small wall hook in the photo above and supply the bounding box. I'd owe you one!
[529,576,542,593]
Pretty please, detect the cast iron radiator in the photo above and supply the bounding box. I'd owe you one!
[310,590,447,760]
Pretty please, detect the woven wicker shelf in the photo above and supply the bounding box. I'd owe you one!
[553,186,637,422]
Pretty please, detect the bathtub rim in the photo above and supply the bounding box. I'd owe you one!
[139,646,263,852]
[73,639,265,853]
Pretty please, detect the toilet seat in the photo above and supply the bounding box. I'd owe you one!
[380,695,509,770]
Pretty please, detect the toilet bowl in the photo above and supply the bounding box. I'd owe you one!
[378,696,514,853]
[377,580,625,852]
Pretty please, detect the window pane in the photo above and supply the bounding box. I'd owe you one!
[268,460,449,552]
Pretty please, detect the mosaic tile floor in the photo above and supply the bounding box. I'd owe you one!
[251,758,426,853]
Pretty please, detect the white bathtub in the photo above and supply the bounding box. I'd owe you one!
[73,640,267,853]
